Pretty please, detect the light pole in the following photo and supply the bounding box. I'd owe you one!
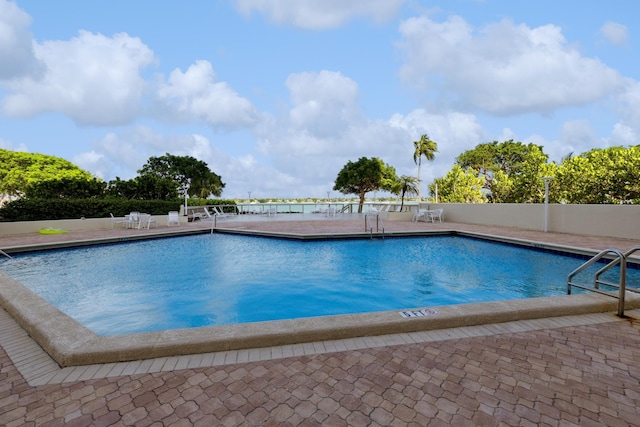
[182,179,190,218]
[541,177,553,232]
[248,191,252,202]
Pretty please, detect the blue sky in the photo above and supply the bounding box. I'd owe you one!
[1,0,638,199]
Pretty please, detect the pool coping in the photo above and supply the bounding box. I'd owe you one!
[0,226,617,258]
[1,229,639,367]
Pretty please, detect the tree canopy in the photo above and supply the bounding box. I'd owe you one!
[138,153,225,198]
[554,146,640,204]
[435,141,640,204]
[430,165,485,203]
[0,149,227,203]
[0,149,97,202]
[333,157,398,213]
[106,175,179,200]
[455,140,551,203]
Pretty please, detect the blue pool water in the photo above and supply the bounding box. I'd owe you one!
[0,234,616,336]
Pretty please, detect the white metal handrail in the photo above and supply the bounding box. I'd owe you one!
[567,248,626,317]
[364,214,385,239]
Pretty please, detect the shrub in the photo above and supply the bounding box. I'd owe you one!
[0,198,183,221]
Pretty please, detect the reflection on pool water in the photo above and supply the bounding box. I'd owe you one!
[0,234,616,336]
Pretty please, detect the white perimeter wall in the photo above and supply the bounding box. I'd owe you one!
[423,203,640,241]
[0,204,639,241]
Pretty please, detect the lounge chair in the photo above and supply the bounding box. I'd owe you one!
[110,213,125,229]
[167,211,180,226]
[210,206,229,218]
[190,210,204,222]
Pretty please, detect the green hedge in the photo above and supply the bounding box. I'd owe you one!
[0,198,238,221]
[0,198,183,221]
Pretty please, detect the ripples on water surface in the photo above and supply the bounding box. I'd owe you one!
[1,234,620,335]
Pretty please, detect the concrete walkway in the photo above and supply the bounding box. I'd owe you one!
[2,218,640,425]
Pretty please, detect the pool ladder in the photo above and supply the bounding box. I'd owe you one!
[364,214,384,239]
[567,246,640,317]
[0,249,12,259]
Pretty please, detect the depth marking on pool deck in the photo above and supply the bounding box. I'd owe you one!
[400,308,439,318]
[1,306,637,387]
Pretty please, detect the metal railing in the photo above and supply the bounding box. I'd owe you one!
[566,247,640,317]
[364,214,384,239]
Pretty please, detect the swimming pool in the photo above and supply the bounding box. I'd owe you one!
[0,233,611,336]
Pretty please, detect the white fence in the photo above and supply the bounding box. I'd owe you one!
[1,203,639,241]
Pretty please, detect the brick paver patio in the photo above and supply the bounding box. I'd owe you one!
[1,217,640,426]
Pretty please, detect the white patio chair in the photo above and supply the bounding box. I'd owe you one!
[138,213,157,229]
[412,208,427,222]
[167,211,181,226]
[123,212,140,229]
[428,208,444,223]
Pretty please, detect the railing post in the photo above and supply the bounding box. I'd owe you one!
[619,261,626,317]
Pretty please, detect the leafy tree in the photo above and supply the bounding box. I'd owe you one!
[0,149,96,202]
[333,157,398,213]
[391,175,418,211]
[25,177,106,199]
[413,134,438,201]
[106,175,179,200]
[430,165,485,203]
[455,140,550,202]
[555,146,640,204]
[138,153,225,198]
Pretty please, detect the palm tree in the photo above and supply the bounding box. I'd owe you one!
[393,175,419,211]
[413,134,438,202]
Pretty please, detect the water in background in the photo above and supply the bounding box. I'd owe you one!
[0,234,623,335]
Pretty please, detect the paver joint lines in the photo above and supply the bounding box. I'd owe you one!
[2,320,640,426]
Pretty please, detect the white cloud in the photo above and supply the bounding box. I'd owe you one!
[76,126,294,199]
[388,109,485,180]
[257,111,484,195]
[2,30,155,125]
[559,119,601,154]
[285,70,363,137]
[233,0,403,29]
[0,138,28,152]
[155,60,259,128]
[397,15,627,115]
[617,81,640,129]
[608,123,636,145]
[600,21,628,46]
[0,0,42,80]
[73,151,110,179]
[80,127,216,181]
[247,69,487,195]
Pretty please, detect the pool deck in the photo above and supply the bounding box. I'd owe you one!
[2,217,640,425]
